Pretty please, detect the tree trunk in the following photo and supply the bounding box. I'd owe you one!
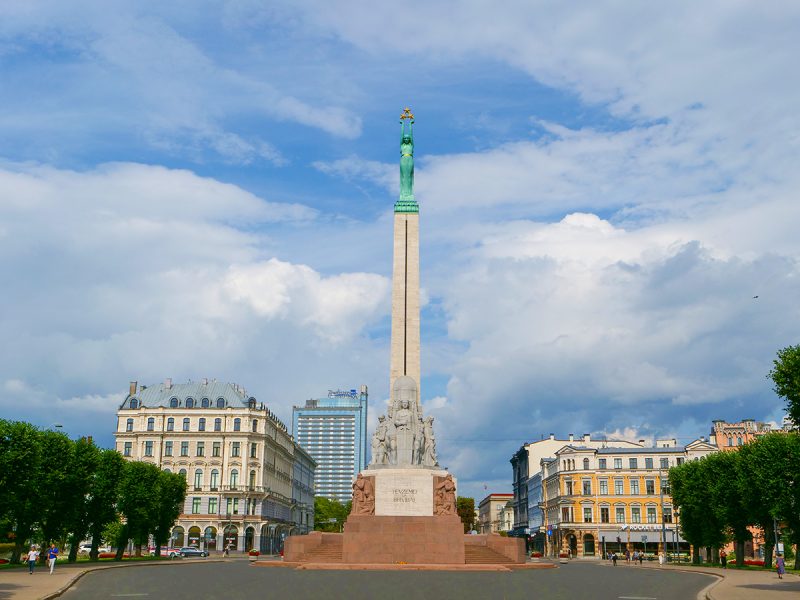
[692,545,701,564]
[67,534,79,563]
[762,525,774,569]
[114,525,128,561]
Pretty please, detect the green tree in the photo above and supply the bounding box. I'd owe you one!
[313,497,349,532]
[116,461,161,558]
[739,432,800,569]
[151,470,187,557]
[738,438,777,568]
[705,451,750,566]
[0,420,43,563]
[62,438,101,563]
[37,429,75,563]
[85,449,126,560]
[456,497,476,533]
[769,344,800,426]
[670,459,726,563]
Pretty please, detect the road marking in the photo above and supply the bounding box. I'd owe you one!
[619,597,657,600]
[110,595,149,597]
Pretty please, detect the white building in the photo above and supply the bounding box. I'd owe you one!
[115,379,314,554]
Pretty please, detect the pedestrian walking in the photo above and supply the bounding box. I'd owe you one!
[25,546,38,574]
[625,549,630,564]
[639,551,644,565]
[612,552,617,566]
[658,552,665,566]
[720,549,727,569]
[47,543,59,574]
[776,553,785,579]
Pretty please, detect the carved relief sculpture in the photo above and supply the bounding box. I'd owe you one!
[434,474,456,516]
[351,473,375,515]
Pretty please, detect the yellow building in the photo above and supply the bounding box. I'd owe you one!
[540,438,717,558]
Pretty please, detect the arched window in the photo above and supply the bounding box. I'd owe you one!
[583,458,590,470]
[233,418,241,432]
[230,469,239,489]
[129,398,138,409]
[183,418,190,431]
[179,469,187,480]
[201,398,209,408]
[194,469,203,489]
[252,419,258,433]
[216,398,225,409]
[210,469,219,490]
[170,397,179,408]
[727,436,733,446]
[249,470,256,490]
[737,436,743,446]
[163,468,171,473]
[186,398,195,408]
[214,418,222,432]
[126,418,133,432]
[147,417,155,431]
[167,418,174,431]
[199,418,206,431]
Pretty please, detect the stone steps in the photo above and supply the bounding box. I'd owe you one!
[464,546,511,564]
[302,541,343,563]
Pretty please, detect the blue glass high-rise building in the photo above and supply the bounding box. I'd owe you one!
[292,386,368,503]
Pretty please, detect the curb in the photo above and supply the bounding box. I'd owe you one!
[40,558,228,600]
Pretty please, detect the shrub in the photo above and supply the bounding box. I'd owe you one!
[558,552,569,558]
[531,552,543,558]
[248,550,260,556]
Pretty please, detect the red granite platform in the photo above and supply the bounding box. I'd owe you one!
[342,514,465,564]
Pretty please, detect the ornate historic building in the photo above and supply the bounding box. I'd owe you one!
[478,493,514,534]
[539,438,717,558]
[115,379,314,554]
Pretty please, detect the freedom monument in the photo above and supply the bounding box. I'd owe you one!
[284,110,524,565]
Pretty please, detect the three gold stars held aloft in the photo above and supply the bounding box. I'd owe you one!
[400,107,414,120]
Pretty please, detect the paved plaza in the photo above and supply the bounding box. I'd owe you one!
[2,558,798,600]
[57,561,712,600]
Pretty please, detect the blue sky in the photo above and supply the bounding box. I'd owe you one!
[1,1,799,499]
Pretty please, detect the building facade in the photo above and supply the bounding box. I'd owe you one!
[510,433,643,540]
[478,493,514,534]
[710,418,782,450]
[292,387,368,503]
[539,438,717,558]
[115,379,314,554]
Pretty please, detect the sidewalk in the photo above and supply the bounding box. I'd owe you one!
[0,557,235,600]
[617,559,800,600]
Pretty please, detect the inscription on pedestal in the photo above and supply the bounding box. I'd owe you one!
[374,471,433,516]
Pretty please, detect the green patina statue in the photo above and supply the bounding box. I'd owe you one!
[395,107,419,213]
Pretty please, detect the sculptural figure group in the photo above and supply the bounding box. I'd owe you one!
[369,376,438,468]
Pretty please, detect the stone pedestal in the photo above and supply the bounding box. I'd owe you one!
[343,514,465,564]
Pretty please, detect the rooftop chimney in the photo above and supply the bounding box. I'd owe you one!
[165,378,172,390]
[568,433,574,442]
[202,377,208,386]
[129,381,137,396]
[549,433,555,440]
[583,433,590,443]
[638,439,646,446]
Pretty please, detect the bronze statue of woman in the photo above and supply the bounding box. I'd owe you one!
[399,108,414,201]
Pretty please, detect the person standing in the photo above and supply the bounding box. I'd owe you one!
[47,543,58,574]
[720,549,727,569]
[25,546,38,574]
[612,552,618,566]
[776,553,785,579]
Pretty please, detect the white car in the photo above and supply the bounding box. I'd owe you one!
[78,544,111,554]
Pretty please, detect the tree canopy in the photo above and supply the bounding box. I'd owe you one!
[769,344,800,427]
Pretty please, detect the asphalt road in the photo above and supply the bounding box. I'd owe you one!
[61,560,715,600]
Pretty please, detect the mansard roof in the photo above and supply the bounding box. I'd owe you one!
[121,380,255,410]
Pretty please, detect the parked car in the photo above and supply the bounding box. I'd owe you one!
[149,547,180,558]
[78,544,111,555]
[177,546,207,558]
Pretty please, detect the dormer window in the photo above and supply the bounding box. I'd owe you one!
[216,398,225,409]
[129,398,139,409]
[248,398,256,409]
[201,398,209,408]
[186,398,195,408]
[170,397,179,408]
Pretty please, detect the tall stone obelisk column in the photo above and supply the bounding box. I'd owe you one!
[390,108,421,410]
